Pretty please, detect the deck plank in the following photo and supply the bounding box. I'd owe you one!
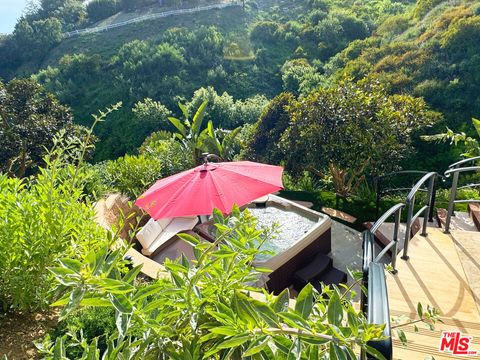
[386,228,480,359]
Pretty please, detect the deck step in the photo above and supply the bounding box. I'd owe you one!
[293,253,332,290]
[468,203,480,231]
[436,208,478,231]
[313,267,347,290]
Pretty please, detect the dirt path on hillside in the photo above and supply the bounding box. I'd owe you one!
[0,311,59,359]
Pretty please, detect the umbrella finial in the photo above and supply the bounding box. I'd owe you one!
[202,152,209,165]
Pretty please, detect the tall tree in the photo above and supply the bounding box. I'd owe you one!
[0,78,73,177]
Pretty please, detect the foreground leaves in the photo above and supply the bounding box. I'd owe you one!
[46,208,388,359]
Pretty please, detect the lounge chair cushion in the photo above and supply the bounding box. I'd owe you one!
[141,216,198,256]
[137,218,162,249]
[253,195,269,204]
[156,217,172,231]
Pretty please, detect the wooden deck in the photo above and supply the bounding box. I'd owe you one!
[387,227,480,359]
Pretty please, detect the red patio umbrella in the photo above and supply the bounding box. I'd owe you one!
[135,161,284,219]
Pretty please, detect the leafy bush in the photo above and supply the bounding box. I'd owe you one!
[0,104,119,311]
[0,78,74,178]
[185,87,269,128]
[104,153,163,198]
[49,307,116,357]
[87,0,120,23]
[278,78,441,176]
[140,136,194,175]
[45,207,393,358]
[244,92,295,164]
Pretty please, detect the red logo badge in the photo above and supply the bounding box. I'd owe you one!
[439,331,477,356]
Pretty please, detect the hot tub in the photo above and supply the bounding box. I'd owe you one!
[247,194,332,294]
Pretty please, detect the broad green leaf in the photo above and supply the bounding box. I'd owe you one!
[233,291,259,325]
[209,326,238,336]
[49,266,77,277]
[178,102,189,120]
[329,343,347,360]
[132,283,164,302]
[472,118,480,138]
[272,288,290,313]
[417,302,423,319]
[168,117,186,137]
[365,345,387,360]
[122,264,142,284]
[243,336,268,357]
[108,293,133,314]
[85,338,98,360]
[61,287,85,318]
[327,292,343,326]
[278,312,310,329]
[191,100,208,136]
[53,336,66,359]
[205,335,250,357]
[295,283,314,319]
[272,336,293,355]
[396,328,407,346]
[178,233,200,246]
[251,299,279,327]
[287,337,301,360]
[58,258,82,273]
[116,311,131,337]
[80,296,112,307]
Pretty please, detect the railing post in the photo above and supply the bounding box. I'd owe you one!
[428,176,436,222]
[421,175,436,236]
[445,171,459,234]
[391,208,401,274]
[402,196,414,260]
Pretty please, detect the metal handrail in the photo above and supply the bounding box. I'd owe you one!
[402,172,437,260]
[370,203,405,234]
[373,170,441,219]
[361,232,392,360]
[444,165,480,233]
[448,156,480,169]
[370,203,404,273]
[366,262,392,359]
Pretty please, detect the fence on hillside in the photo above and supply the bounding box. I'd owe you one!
[64,2,242,38]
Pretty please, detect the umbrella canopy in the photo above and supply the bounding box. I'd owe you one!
[135,161,284,219]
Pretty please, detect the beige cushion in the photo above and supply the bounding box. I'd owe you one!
[142,216,198,256]
[156,217,172,230]
[137,218,162,249]
[253,195,269,204]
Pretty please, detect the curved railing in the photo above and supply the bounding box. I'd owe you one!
[361,205,402,360]
[448,156,480,169]
[402,172,437,260]
[444,165,480,233]
[369,203,404,273]
[373,170,433,219]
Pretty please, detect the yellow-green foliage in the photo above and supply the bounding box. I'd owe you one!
[0,143,108,311]
[441,15,480,53]
[413,0,444,19]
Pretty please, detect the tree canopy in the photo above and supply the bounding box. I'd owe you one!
[0,78,74,177]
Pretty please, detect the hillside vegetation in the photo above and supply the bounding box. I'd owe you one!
[1,0,479,171]
[0,0,474,356]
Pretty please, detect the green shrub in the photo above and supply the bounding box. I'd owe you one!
[45,207,439,357]
[0,104,119,312]
[0,136,108,311]
[50,307,116,357]
[87,0,120,23]
[104,153,163,199]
